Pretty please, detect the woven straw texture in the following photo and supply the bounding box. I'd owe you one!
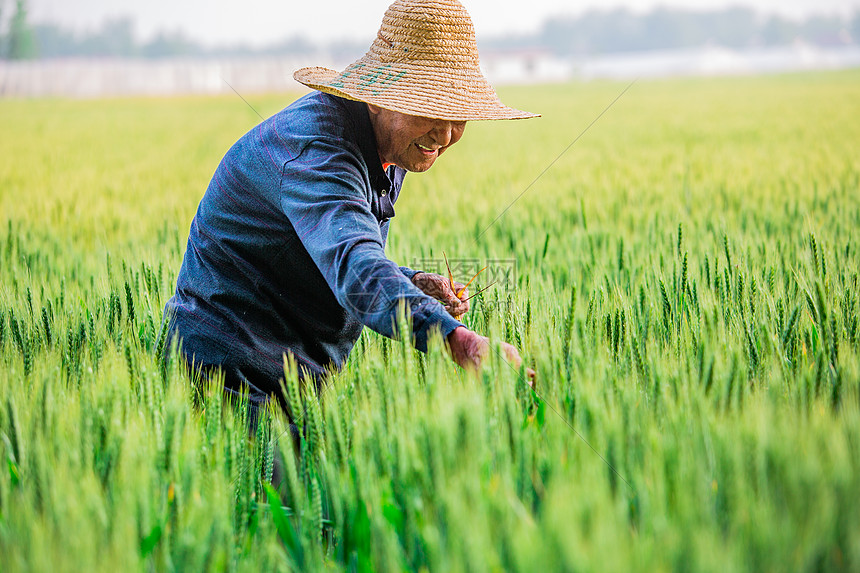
[293,0,538,121]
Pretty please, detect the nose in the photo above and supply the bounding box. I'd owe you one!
[429,120,454,148]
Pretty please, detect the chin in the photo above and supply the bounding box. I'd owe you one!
[403,157,438,172]
[406,163,434,173]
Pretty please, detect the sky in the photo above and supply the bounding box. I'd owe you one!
[21,0,860,48]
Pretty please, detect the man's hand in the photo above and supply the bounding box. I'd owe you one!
[411,272,469,319]
[446,326,536,387]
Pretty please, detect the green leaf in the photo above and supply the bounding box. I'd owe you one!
[139,523,163,558]
[8,457,19,487]
[382,490,403,530]
[535,397,546,429]
[264,483,303,569]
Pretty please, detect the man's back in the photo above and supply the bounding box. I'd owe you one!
[165,92,415,392]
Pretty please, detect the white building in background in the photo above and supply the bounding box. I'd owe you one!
[0,56,331,98]
[480,48,573,85]
[575,42,860,79]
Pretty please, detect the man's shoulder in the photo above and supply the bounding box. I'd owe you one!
[275,91,362,142]
[222,92,365,171]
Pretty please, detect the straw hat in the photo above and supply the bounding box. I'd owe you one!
[293,0,538,121]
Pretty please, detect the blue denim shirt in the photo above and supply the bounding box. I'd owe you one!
[165,92,462,393]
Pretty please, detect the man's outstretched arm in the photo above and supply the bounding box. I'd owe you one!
[447,326,536,386]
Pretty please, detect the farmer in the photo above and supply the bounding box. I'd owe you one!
[164,0,538,416]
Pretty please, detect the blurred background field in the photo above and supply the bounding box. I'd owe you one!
[2,1,860,96]
[1,71,859,571]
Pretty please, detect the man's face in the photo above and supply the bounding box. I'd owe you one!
[367,104,466,173]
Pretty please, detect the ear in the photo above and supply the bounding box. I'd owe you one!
[366,103,381,116]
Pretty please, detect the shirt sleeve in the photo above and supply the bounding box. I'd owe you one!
[280,139,462,351]
[399,266,422,280]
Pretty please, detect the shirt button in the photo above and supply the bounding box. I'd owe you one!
[380,190,387,197]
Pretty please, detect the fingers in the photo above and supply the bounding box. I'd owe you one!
[451,280,470,300]
[499,343,538,389]
[500,342,522,367]
[414,272,471,319]
[525,367,537,389]
[500,342,532,387]
[441,279,469,318]
[449,281,470,318]
[444,298,470,320]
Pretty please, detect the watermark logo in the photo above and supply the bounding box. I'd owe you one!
[341,258,517,322]
[409,257,517,293]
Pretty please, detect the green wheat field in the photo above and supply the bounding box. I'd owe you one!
[1,71,859,572]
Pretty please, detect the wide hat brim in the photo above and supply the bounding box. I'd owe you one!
[294,64,537,122]
[292,0,538,122]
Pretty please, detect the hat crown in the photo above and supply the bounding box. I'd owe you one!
[371,0,480,66]
[292,0,539,121]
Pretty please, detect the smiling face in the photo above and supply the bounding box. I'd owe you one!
[367,104,466,172]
